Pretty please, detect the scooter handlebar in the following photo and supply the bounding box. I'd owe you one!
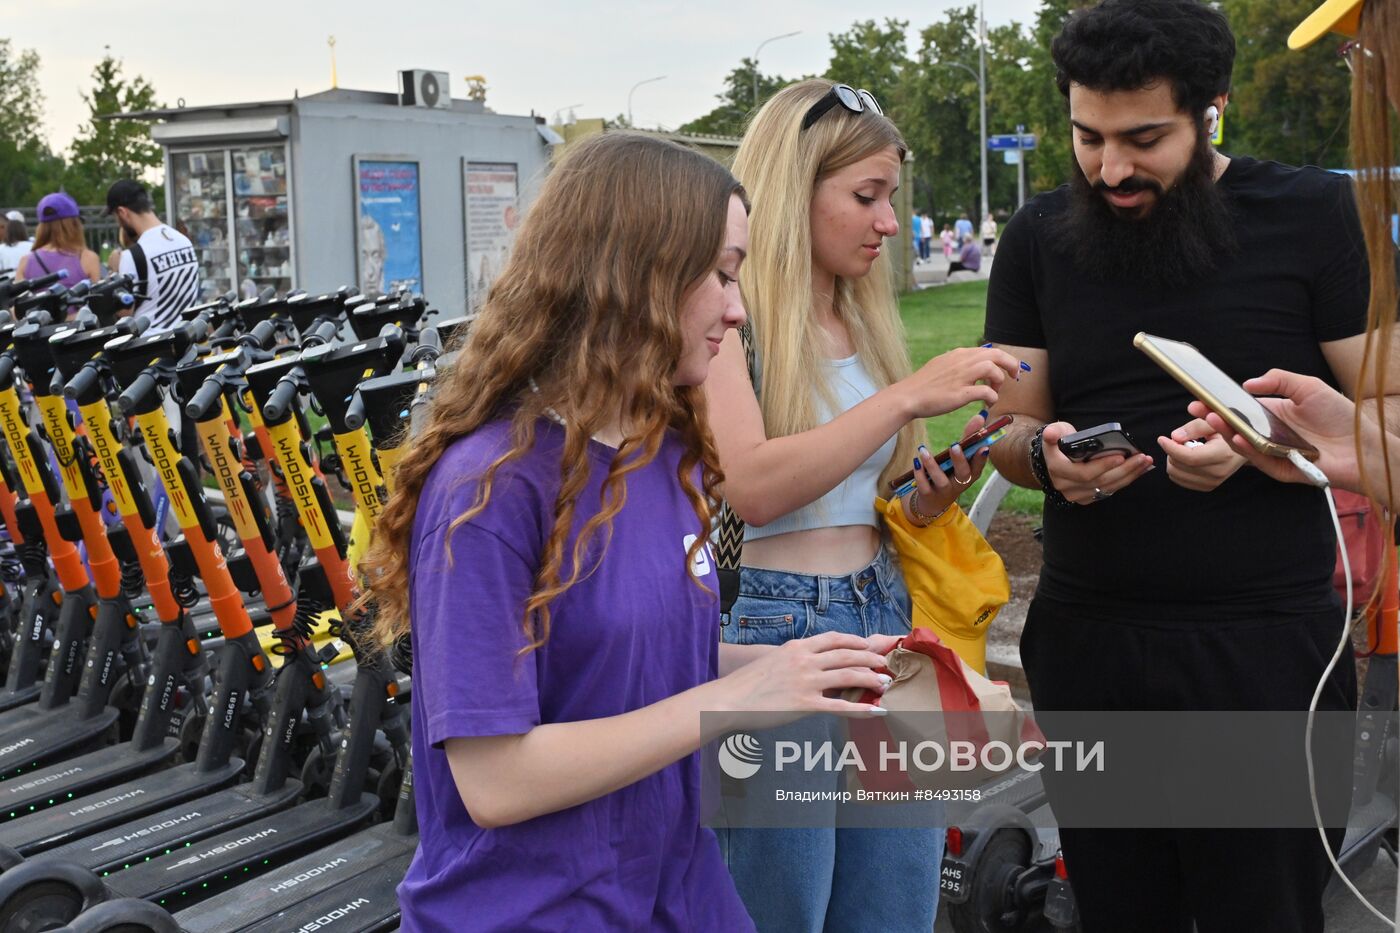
[117,370,159,414]
[261,375,300,422]
[186,376,226,422]
[63,361,101,401]
[344,391,367,430]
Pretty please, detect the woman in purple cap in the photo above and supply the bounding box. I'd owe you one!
[15,192,101,288]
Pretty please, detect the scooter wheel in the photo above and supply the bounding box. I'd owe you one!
[300,747,334,799]
[947,830,1038,933]
[0,879,83,932]
[108,673,141,743]
[375,762,403,821]
[177,709,205,763]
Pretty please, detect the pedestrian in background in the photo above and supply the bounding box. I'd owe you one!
[15,192,101,286]
[0,211,33,275]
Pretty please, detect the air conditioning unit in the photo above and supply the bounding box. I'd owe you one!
[400,70,450,110]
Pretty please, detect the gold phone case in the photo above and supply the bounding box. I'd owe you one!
[1133,332,1319,461]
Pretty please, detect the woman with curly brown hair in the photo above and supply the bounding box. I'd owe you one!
[360,132,907,931]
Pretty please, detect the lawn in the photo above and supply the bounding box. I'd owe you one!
[899,280,1044,516]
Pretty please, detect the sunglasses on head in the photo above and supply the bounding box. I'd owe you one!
[801,84,883,131]
[1338,39,1374,74]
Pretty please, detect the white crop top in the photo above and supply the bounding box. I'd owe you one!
[745,352,896,543]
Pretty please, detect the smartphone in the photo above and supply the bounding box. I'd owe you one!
[888,414,1014,492]
[1058,422,1140,462]
[1133,332,1319,460]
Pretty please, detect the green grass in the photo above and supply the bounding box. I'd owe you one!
[899,280,1044,516]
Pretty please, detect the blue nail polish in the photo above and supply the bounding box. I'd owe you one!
[913,457,922,471]
[1019,361,1033,373]
[951,444,962,455]
[977,409,988,419]
[981,342,994,349]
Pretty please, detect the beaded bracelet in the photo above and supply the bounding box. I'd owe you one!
[1029,426,1074,508]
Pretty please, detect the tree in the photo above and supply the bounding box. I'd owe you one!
[66,50,162,205]
[0,39,47,153]
[825,19,909,112]
[0,39,67,207]
[677,60,793,137]
[901,7,984,222]
[1220,0,1352,169]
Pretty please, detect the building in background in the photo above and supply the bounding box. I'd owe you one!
[112,74,556,316]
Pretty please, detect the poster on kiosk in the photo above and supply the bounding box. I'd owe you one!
[464,160,520,314]
[354,156,424,298]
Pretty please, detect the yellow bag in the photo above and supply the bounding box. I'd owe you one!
[877,496,1010,675]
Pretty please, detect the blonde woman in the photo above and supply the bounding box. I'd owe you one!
[15,193,100,287]
[705,79,1020,931]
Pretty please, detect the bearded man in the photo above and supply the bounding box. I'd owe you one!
[982,1,1381,930]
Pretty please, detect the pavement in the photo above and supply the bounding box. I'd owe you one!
[911,251,995,289]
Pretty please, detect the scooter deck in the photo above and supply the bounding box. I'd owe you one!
[33,779,303,873]
[235,850,412,933]
[0,706,119,776]
[177,822,417,932]
[0,759,246,855]
[0,740,178,822]
[0,685,41,714]
[104,793,379,906]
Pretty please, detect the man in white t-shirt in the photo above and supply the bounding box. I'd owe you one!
[107,180,201,334]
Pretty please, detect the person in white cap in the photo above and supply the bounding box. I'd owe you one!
[0,210,32,275]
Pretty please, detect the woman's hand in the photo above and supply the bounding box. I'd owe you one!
[1158,419,1246,492]
[895,346,1022,419]
[903,412,992,524]
[1186,368,1377,494]
[716,631,893,724]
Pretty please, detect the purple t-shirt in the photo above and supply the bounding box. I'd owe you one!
[398,417,754,933]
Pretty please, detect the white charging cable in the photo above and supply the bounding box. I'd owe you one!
[1290,449,1398,928]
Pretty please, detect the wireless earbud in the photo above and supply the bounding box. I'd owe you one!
[1204,105,1220,135]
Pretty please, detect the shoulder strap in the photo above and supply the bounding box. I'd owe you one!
[30,251,50,275]
[127,242,148,290]
[716,322,756,615]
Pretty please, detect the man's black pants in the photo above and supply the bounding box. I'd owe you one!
[1021,596,1358,933]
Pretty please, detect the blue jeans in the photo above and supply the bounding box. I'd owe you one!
[717,547,944,933]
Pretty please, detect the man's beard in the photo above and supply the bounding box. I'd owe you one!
[120,222,139,244]
[1057,134,1237,290]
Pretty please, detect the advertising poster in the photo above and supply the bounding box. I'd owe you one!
[355,158,423,297]
[464,161,520,312]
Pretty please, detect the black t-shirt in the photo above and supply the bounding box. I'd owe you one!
[985,157,1370,620]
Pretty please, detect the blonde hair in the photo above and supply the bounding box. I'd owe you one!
[32,217,85,255]
[1351,0,1400,510]
[364,133,745,652]
[732,79,921,491]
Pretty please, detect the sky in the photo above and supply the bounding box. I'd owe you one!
[2,0,1042,153]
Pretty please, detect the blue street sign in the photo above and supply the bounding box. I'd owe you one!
[988,134,1038,151]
